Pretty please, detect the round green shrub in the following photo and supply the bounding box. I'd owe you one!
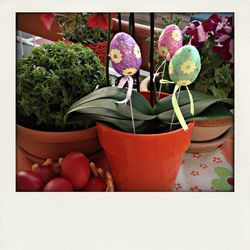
[17,41,108,131]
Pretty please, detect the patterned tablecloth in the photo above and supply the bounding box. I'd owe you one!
[174,139,234,192]
[17,139,234,192]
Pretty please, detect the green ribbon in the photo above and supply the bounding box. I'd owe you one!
[171,83,196,131]
[186,85,194,115]
[172,84,188,131]
[159,79,175,84]
[160,79,195,131]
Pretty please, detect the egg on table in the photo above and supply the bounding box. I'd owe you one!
[110,32,142,76]
[158,24,183,60]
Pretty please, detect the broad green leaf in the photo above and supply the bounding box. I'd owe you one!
[154,90,215,114]
[67,113,147,133]
[66,98,156,121]
[157,98,233,122]
[69,86,154,115]
[186,103,233,122]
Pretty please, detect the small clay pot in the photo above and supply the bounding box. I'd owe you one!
[16,125,102,164]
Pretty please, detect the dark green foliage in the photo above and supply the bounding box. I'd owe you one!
[191,38,234,98]
[56,13,107,43]
[16,41,108,131]
[65,87,233,134]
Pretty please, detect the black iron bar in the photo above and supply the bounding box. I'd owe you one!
[118,13,122,32]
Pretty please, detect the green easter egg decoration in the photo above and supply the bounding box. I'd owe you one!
[166,45,201,131]
[169,45,201,86]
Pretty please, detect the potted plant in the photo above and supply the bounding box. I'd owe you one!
[141,14,234,152]
[16,41,109,164]
[65,14,233,191]
[40,13,116,66]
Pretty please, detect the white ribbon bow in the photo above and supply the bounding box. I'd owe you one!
[116,76,134,104]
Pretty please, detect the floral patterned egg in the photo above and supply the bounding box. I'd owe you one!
[110,32,142,76]
[169,45,201,86]
[158,24,183,60]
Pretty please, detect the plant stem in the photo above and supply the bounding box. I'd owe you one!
[106,13,112,85]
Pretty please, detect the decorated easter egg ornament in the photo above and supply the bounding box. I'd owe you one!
[158,24,183,61]
[160,45,201,131]
[156,25,183,94]
[110,32,142,104]
[109,32,142,133]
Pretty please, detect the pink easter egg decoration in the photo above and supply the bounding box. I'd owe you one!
[158,24,183,61]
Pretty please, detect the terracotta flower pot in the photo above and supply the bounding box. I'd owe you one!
[96,91,194,191]
[97,122,194,191]
[16,125,102,164]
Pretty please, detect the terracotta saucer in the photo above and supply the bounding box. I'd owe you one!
[187,127,233,153]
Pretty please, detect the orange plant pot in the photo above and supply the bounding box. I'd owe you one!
[16,125,101,165]
[97,122,194,191]
[97,91,194,191]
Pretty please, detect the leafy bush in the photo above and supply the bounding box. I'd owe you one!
[17,41,108,131]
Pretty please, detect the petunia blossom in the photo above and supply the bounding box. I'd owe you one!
[182,14,234,62]
[87,13,117,30]
[212,16,234,62]
[40,13,56,31]
[182,14,221,48]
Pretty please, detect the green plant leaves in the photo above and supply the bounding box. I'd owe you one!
[56,13,107,43]
[186,103,233,122]
[65,87,234,133]
[154,90,210,114]
[65,87,157,132]
[69,87,154,115]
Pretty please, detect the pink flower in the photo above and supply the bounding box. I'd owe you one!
[190,171,200,176]
[40,13,56,31]
[200,164,208,169]
[190,186,202,192]
[212,16,234,62]
[212,157,223,164]
[182,14,234,62]
[182,14,221,48]
[174,183,182,190]
[192,153,203,159]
